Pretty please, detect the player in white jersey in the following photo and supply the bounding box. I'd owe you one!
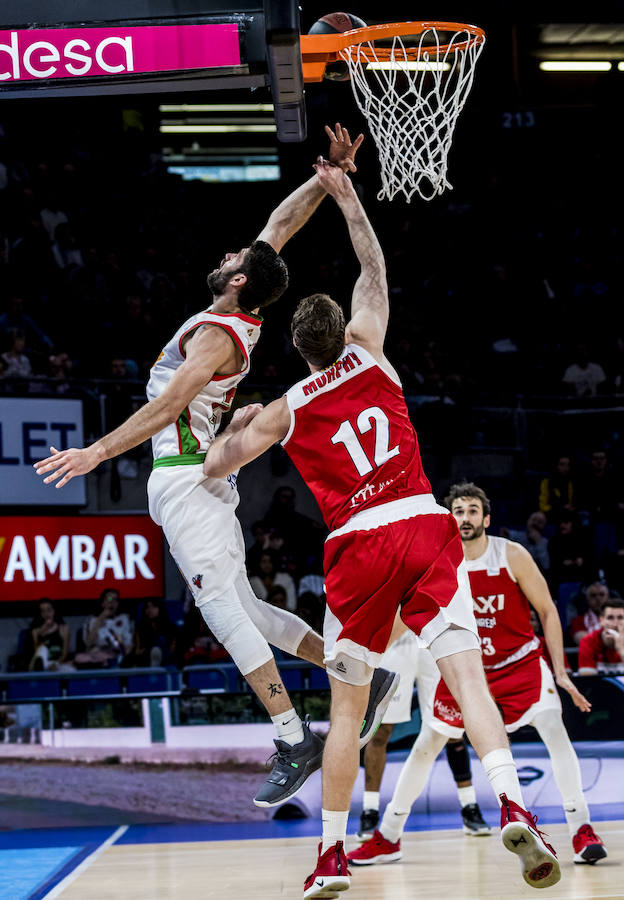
[355,632,491,841]
[34,126,398,806]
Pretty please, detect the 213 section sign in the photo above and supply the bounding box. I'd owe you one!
[0,516,164,601]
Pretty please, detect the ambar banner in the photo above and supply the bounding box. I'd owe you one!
[0,515,164,601]
[0,397,86,505]
[0,24,241,83]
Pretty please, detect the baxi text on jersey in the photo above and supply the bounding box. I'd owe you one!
[302,350,362,396]
[2,533,154,583]
[0,31,134,81]
[473,593,505,614]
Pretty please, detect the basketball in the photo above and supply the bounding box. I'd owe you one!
[308,12,368,81]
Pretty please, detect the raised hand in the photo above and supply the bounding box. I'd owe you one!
[34,444,102,488]
[326,122,364,173]
[313,158,353,200]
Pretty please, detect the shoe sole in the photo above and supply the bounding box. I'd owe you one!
[463,825,493,836]
[348,851,402,866]
[501,822,561,889]
[253,744,324,808]
[359,671,400,750]
[574,844,608,864]
[303,876,350,898]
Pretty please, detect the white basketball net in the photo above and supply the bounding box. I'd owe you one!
[341,27,485,202]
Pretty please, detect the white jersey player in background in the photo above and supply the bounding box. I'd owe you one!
[34,127,397,807]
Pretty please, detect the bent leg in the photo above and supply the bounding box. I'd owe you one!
[235,570,325,666]
[435,644,524,808]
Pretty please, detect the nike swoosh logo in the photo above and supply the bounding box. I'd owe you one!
[281,717,296,726]
[316,879,324,886]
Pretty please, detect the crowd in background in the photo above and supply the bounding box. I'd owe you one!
[2,103,624,677]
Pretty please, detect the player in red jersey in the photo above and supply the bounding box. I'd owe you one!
[203,164,561,895]
[351,481,606,873]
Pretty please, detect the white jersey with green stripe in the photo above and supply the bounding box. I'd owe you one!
[146,308,262,462]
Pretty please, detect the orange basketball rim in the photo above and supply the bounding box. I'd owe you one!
[300,21,486,82]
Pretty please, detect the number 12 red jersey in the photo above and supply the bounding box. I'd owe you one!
[282,343,432,531]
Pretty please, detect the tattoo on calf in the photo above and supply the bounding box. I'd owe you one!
[268,682,283,698]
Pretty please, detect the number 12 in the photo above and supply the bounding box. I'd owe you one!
[330,406,400,476]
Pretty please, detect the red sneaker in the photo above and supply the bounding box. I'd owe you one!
[499,794,561,889]
[573,823,608,864]
[347,829,402,866]
[303,841,350,898]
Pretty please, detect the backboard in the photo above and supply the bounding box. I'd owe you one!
[0,0,306,141]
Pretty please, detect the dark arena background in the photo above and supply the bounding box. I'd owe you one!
[0,2,623,898]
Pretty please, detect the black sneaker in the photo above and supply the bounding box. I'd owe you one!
[462,803,492,836]
[253,717,324,808]
[359,668,400,749]
[356,808,380,842]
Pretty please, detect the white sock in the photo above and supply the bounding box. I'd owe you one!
[531,710,590,836]
[457,785,476,808]
[363,790,380,812]
[380,805,410,843]
[481,748,524,808]
[379,723,447,843]
[321,809,349,852]
[271,708,304,745]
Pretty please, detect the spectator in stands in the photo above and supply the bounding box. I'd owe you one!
[248,550,297,612]
[569,581,611,645]
[265,584,289,610]
[51,222,83,270]
[1,328,32,378]
[562,343,607,397]
[126,598,177,667]
[577,597,624,674]
[74,588,134,668]
[501,510,550,573]
[0,294,53,352]
[246,520,269,574]
[577,448,624,558]
[538,454,576,520]
[262,486,325,576]
[39,191,69,240]
[296,590,324,637]
[28,598,72,671]
[547,511,593,588]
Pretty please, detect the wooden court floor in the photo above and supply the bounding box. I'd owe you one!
[54,821,623,900]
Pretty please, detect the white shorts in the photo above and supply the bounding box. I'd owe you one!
[148,465,243,604]
[380,631,420,724]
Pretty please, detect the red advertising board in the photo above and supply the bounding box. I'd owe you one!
[0,516,164,601]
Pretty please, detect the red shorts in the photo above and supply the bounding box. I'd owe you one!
[323,504,476,679]
[431,652,562,737]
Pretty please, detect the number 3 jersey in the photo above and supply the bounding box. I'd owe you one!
[466,535,539,670]
[146,309,262,462]
[281,343,432,531]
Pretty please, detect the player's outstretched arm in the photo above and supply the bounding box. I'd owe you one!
[33,326,235,488]
[257,123,363,253]
[507,541,592,712]
[203,398,290,478]
[313,161,388,356]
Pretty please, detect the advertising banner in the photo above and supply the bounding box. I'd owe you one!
[0,398,86,505]
[0,24,240,83]
[0,515,164,601]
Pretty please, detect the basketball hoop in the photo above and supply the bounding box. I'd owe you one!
[301,22,486,201]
